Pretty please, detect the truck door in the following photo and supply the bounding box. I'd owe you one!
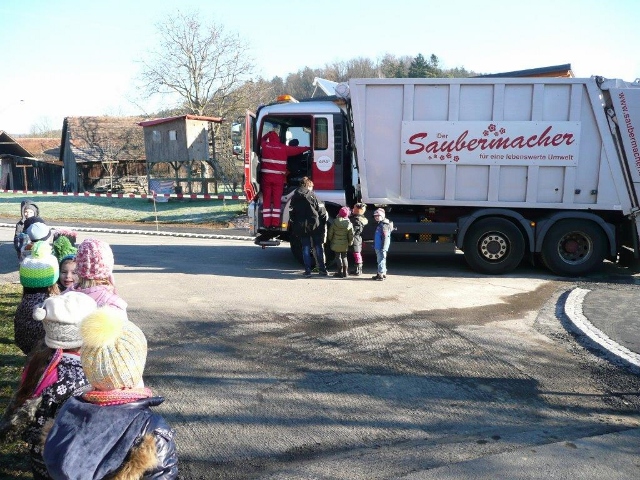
[243,110,257,202]
[311,115,340,190]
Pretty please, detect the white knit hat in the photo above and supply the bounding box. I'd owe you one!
[33,292,98,349]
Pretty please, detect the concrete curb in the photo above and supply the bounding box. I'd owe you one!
[564,287,640,374]
[0,223,255,242]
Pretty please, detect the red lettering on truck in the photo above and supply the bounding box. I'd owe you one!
[405,124,575,156]
[406,132,428,154]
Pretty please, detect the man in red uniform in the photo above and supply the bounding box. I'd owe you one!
[260,130,311,228]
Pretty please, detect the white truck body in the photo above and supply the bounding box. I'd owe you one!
[244,76,640,275]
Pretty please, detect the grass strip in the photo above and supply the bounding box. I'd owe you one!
[0,283,30,478]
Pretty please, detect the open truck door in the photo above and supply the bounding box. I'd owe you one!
[243,110,258,202]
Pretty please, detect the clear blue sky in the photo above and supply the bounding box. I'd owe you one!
[1,0,639,134]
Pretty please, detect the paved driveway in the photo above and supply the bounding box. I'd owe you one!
[2,228,639,479]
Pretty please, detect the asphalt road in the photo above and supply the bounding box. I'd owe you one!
[1,226,639,479]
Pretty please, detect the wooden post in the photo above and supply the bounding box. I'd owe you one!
[16,163,33,190]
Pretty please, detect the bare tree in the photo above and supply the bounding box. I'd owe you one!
[137,10,254,192]
[139,10,254,115]
[29,117,59,137]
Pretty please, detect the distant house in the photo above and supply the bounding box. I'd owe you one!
[0,130,63,191]
[139,114,223,194]
[60,116,147,192]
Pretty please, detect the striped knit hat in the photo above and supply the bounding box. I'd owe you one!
[75,238,114,280]
[19,241,59,288]
[80,308,147,390]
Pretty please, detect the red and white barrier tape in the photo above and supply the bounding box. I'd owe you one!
[0,189,246,200]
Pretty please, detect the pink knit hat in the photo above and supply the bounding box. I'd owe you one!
[338,206,351,218]
[75,238,114,280]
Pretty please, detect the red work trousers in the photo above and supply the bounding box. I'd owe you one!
[261,173,285,228]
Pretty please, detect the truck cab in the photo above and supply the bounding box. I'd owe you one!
[243,96,354,248]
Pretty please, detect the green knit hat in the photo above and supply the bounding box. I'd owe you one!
[52,235,78,265]
[20,241,60,288]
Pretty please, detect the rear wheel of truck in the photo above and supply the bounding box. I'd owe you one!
[463,218,525,274]
[540,220,606,276]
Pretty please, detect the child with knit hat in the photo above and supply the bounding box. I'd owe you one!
[14,241,61,355]
[52,234,78,292]
[349,203,369,276]
[1,292,98,479]
[43,307,179,479]
[13,199,38,259]
[327,206,354,278]
[372,208,393,281]
[69,238,127,311]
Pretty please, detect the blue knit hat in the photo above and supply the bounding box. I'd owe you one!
[20,241,60,288]
[25,217,51,242]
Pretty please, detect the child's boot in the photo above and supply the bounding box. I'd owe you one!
[354,264,362,276]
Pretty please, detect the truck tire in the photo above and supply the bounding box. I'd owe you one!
[540,220,606,276]
[463,218,525,274]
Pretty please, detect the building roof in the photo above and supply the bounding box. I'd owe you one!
[138,114,224,128]
[62,116,147,163]
[16,137,62,164]
[476,63,574,78]
[0,130,37,158]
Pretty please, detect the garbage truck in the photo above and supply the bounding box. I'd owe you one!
[242,75,640,276]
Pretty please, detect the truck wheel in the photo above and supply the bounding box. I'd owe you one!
[463,218,525,274]
[540,220,606,276]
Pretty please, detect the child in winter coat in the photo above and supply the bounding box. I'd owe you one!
[372,208,393,281]
[1,292,98,479]
[69,238,127,311]
[327,206,354,278]
[13,200,38,259]
[52,234,78,292]
[44,307,179,479]
[349,203,368,276]
[15,242,60,355]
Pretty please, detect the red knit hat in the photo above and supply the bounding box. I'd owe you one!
[338,206,351,218]
[75,238,114,280]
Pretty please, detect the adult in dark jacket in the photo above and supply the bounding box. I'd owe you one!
[43,307,178,479]
[260,130,310,228]
[289,177,329,276]
[14,200,39,259]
